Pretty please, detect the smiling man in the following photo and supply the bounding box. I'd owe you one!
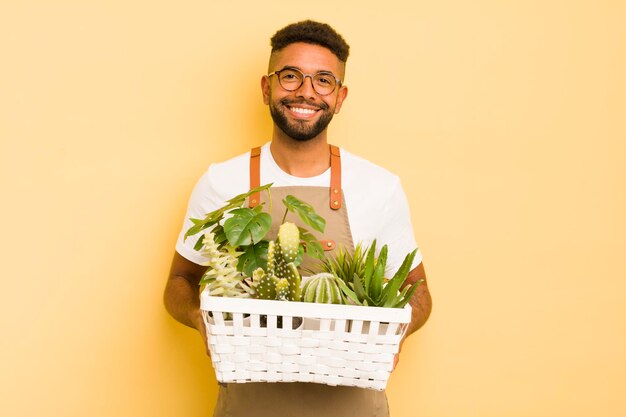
[164,20,432,417]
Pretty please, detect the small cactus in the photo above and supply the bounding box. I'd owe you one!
[283,262,301,301]
[252,222,303,302]
[275,278,290,301]
[278,222,300,263]
[254,268,278,300]
[302,273,343,304]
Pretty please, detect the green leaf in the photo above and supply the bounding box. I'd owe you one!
[369,245,387,302]
[298,227,324,260]
[226,183,273,204]
[213,225,228,248]
[352,272,367,302]
[193,233,206,251]
[380,249,417,305]
[391,280,422,308]
[223,206,272,246]
[363,240,377,291]
[336,278,363,306]
[283,195,326,233]
[238,241,269,277]
[184,183,273,241]
[184,216,221,240]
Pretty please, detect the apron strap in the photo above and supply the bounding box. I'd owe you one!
[329,144,342,210]
[248,144,342,210]
[248,146,262,207]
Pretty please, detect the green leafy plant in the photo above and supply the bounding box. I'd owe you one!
[334,240,423,308]
[186,184,327,299]
[185,183,273,250]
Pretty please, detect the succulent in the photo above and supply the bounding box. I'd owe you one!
[335,240,423,308]
[302,273,344,304]
[199,231,256,298]
[185,184,331,305]
[275,278,291,301]
[253,267,277,300]
[314,242,367,283]
[254,222,302,301]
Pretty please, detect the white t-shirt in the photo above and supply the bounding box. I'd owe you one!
[176,143,422,275]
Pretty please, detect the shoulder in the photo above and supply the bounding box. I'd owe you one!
[340,147,401,192]
[200,149,251,203]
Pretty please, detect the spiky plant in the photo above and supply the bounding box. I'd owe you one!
[254,222,303,301]
[315,242,367,284]
[334,240,424,308]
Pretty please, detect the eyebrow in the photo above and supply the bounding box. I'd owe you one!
[279,65,336,76]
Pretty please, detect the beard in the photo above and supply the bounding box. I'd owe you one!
[269,98,334,142]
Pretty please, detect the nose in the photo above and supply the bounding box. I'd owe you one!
[295,74,316,98]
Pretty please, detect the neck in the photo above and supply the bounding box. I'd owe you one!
[269,132,331,178]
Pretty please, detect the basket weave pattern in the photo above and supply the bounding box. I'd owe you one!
[201,292,411,391]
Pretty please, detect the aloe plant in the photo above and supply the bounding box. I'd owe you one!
[335,240,423,308]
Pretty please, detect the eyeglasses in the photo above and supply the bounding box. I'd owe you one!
[268,67,342,96]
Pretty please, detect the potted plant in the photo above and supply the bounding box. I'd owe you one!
[186,184,327,328]
[321,241,423,335]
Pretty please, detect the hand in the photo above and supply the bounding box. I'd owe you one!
[393,338,406,371]
[193,308,210,357]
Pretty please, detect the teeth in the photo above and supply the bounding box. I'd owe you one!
[290,107,316,115]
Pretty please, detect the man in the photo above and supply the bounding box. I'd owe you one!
[164,20,432,417]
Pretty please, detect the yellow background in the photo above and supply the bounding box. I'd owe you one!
[1,1,625,416]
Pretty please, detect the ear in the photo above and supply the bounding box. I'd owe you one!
[261,75,271,105]
[333,85,349,114]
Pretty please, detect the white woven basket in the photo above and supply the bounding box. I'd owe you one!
[201,290,412,391]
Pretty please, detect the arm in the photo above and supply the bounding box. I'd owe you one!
[163,252,209,352]
[393,262,431,368]
[404,262,432,337]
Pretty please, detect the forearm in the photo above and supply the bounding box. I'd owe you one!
[406,282,432,336]
[402,262,432,337]
[164,252,207,330]
[164,275,202,329]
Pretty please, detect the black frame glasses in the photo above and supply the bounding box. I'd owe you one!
[268,67,342,96]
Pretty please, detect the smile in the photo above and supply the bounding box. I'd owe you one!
[288,106,318,115]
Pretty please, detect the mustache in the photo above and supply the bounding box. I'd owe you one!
[280,98,329,111]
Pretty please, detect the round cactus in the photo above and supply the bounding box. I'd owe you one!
[302,273,344,304]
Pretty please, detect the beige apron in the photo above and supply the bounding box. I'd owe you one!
[212,145,389,417]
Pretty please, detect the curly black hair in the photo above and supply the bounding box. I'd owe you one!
[271,20,350,63]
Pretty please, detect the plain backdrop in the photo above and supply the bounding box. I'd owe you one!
[1,1,625,416]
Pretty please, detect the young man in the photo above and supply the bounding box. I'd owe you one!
[164,20,432,417]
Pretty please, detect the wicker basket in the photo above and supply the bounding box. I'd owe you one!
[201,290,412,390]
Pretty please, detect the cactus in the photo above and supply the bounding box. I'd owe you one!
[302,273,344,304]
[275,278,290,301]
[253,222,303,302]
[278,222,299,263]
[254,268,278,300]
